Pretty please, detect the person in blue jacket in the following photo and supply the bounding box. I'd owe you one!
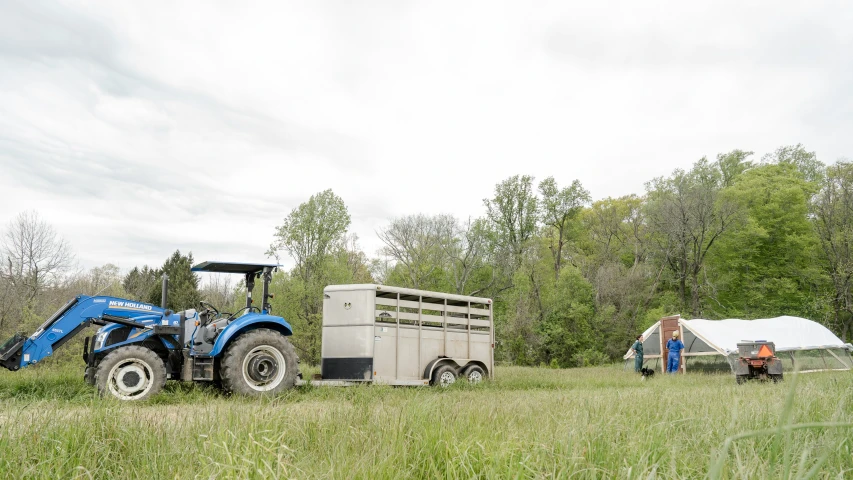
[666,331,685,374]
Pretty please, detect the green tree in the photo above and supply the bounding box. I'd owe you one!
[646,156,742,315]
[147,250,201,311]
[812,161,853,341]
[717,150,754,187]
[578,195,662,353]
[495,238,551,365]
[582,195,647,268]
[122,266,160,302]
[707,163,823,317]
[761,144,824,184]
[484,175,538,268]
[538,177,590,280]
[538,266,596,367]
[268,189,351,285]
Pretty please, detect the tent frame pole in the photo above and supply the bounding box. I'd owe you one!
[825,348,852,369]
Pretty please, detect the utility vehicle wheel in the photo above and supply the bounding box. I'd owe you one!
[735,375,748,385]
[462,365,486,384]
[432,365,457,387]
[220,329,297,396]
[770,374,784,383]
[94,346,166,401]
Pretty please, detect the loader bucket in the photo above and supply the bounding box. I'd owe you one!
[0,333,26,371]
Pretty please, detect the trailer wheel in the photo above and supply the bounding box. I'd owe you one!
[94,346,166,401]
[220,328,297,396]
[462,365,486,384]
[432,365,457,387]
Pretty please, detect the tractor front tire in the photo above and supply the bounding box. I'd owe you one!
[219,329,298,396]
[94,346,167,401]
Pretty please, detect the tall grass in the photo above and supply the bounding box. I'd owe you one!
[0,363,851,478]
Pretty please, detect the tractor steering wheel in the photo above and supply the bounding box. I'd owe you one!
[199,301,220,317]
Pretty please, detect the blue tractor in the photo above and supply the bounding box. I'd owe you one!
[0,261,300,401]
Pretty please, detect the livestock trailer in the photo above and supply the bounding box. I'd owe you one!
[303,284,494,387]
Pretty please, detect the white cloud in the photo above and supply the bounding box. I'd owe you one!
[1,0,851,272]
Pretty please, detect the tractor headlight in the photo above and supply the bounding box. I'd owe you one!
[95,331,108,350]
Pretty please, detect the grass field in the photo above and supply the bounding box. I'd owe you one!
[1,362,851,479]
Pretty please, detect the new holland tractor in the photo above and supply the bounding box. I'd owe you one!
[0,261,300,400]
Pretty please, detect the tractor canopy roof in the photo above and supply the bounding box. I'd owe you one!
[191,261,280,274]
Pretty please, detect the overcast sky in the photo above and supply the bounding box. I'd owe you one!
[1,1,851,274]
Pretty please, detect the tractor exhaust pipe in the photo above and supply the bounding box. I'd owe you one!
[161,274,169,309]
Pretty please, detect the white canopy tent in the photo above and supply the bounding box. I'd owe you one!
[624,316,853,373]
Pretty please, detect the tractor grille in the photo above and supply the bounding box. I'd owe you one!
[105,327,132,347]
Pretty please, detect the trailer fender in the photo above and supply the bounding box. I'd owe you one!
[424,358,459,380]
[461,360,489,377]
[208,316,293,357]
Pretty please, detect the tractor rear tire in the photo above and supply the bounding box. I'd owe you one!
[219,329,298,396]
[94,346,167,401]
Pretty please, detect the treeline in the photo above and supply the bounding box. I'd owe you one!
[3,144,853,367]
[259,143,853,366]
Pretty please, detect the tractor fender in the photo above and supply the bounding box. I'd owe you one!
[423,358,486,380]
[208,315,293,357]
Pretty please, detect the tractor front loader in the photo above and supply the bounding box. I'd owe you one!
[0,261,300,401]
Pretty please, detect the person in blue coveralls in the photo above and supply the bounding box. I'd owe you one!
[666,331,685,374]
